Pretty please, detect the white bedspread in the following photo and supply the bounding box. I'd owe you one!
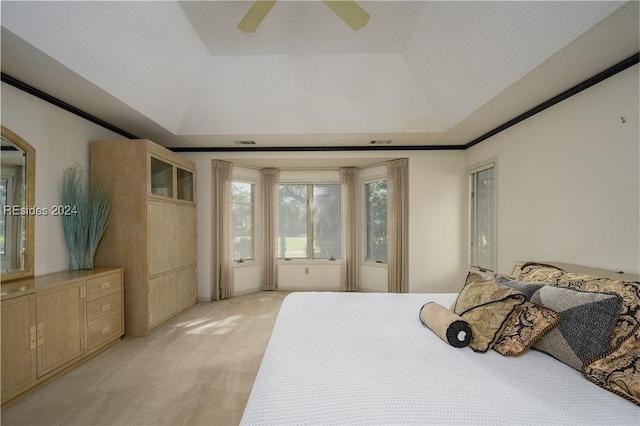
[241,292,640,425]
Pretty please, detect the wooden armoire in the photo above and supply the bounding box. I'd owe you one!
[91,139,197,336]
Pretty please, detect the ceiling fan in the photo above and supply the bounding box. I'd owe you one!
[237,0,370,33]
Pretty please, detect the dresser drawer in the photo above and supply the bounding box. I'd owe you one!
[86,271,122,301]
[86,313,123,351]
[86,292,122,326]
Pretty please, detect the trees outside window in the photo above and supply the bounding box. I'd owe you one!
[365,179,387,261]
[278,184,341,259]
[469,163,495,272]
[231,181,255,261]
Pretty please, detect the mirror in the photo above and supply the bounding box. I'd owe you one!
[1,126,35,282]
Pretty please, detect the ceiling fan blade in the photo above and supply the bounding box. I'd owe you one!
[322,1,370,31]
[237,0,277,33]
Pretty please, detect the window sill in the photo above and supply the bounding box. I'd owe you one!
[234,260,258,268]
[468,265,495,278]
[278,259,344,265]
[363,260,387,268]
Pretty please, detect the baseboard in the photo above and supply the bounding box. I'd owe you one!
[197,288,265,302]
[276,286,340,292]
[235,288,262,296]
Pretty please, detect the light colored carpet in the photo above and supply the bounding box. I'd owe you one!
[1,290,291,426]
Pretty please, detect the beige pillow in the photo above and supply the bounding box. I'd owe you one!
[420,302,473,348]
[452,273,525,352]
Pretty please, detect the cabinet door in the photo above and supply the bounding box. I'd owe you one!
[163,273,177,319]
[148,276,164,329]
[176,266,196,311]
[149,201,178,275]
[175,204,196,269]
[149,200,164,276]
[149,274,178,329]
[162,203,177,271]
[177,168,194,201]
[150,156,174,198]
[1,294,37,400]
[36,282,85,377]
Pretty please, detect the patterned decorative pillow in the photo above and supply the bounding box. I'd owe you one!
[517,262,640,349]
[515,262,565,284]
[531,286,623,370]
[453,273,525,353]
[494,274,545,301]
[493,302,560,357]
[583,325,640,406]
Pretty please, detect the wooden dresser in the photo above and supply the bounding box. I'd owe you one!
[1,268,124,406]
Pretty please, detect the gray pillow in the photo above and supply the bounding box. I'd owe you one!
[494,274,544,301]
[531,286,623,370]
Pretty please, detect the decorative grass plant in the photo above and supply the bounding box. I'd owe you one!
[60,165,112,270]
[87,184,112,269]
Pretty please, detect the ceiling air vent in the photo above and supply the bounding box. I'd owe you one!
[233,140,256,145]
[370,140,392,145]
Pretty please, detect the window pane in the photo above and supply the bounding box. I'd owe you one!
[313,185,341,259]
[471,167,494,271]
[278,184,308,258]
[231,182,254,260]
[366,180,387,260]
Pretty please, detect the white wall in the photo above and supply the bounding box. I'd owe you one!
[1,83,124,275]
[181,150,467,298]
[278,262,342,291]
[183,154,209,300]
[408,152,468,292]
[466,64,640,276]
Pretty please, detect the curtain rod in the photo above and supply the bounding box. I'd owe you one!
[230,159,395,171]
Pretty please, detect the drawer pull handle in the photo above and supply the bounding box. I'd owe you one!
[101,304,111,312]
[29,326,37,350]
[37,323,44,346]
[100,282,111,290]
[101,326,111,335]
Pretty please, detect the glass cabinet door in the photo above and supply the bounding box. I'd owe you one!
[177,168,194,201]
[150,157,173,198]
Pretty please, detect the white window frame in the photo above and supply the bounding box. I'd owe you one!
[231,179,256,265]
[0,174,15,260]
[468,159,497,273]
[278,182,342,260]
[0,177,9,257]
[363,177,388,265]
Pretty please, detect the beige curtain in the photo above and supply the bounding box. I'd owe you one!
[261,168,279,290]
[387,159,409,293]
[212,160,234,300]
[340,167,359,291]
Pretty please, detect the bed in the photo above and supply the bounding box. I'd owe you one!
[241,263,640,425]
